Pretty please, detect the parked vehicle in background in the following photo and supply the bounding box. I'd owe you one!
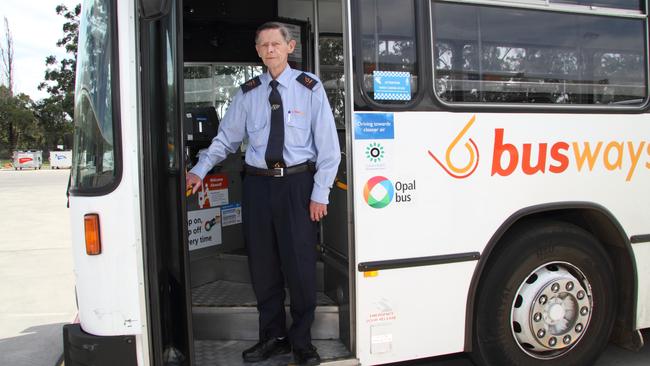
[12,151,43,170]
[49,150,73,169]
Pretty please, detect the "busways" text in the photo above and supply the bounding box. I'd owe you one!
[491,129,650,181]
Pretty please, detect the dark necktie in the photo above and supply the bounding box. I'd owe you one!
[265,80,285,168]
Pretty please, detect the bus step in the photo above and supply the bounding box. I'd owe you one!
[194,339,353,366]
[190,253,326,292]
[192,280,339,340]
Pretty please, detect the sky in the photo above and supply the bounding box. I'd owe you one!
[1,0,77,101]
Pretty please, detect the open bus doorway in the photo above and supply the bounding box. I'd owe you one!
[179,1,352,364]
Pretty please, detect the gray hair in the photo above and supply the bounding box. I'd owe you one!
[255,22,294,44]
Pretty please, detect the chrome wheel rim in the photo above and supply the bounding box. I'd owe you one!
[510,262,593,359]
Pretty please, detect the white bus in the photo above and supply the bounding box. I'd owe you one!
[63,0,650,365]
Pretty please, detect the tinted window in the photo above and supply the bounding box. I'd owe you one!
[432,2,648,106]
[359,0,418,105]
[552,0,643,11]
[320,35,345,128]
[184,64,263,121]
[71,0,118,190]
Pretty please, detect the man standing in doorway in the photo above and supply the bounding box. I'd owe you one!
[186,22,340,366]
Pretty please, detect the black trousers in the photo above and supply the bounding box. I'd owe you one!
[242,170,318,349]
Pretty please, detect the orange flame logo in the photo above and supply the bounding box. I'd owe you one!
[428,115,480,179]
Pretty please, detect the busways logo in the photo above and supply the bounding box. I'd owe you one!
[429,115,650,181]
[428,115,480,178]
[363,176,416,209]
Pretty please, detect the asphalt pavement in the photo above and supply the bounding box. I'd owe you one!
[0,169,648,366]
[0,169,76,366]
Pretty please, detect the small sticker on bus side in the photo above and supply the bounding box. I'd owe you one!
[373,71,411,101]
[221,203,242,227]
[354,113,394,140]
[370,324,393,354]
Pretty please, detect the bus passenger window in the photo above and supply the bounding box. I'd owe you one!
[431,2,648,106]
[358,0,418,105]
[552,0,643,11]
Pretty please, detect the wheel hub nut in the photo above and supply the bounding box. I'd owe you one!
[575,323,583,332]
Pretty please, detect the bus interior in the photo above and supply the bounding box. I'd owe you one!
[141,0,352,364]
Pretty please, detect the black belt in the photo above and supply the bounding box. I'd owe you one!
[244,162,315,177]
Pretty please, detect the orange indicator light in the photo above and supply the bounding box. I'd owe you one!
[364,271,379,278]
[84,214,101,255]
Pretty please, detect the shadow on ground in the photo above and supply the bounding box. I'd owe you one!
[0,322,68,366]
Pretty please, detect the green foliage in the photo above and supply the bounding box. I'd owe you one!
[0,4,79,158]
[0,85,40,156]
[39,4,80,120]
[33,96,74,150]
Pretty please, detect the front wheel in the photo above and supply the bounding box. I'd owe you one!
[472,221,616,366]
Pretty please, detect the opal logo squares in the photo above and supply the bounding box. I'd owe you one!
[363,176,416,208]
[363,176,394,208]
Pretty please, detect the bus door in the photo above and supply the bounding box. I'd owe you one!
[140,1,194,364]
[178,0,353,365]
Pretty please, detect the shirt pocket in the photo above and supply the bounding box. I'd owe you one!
[246,120,268,150]
[286,113,311,147]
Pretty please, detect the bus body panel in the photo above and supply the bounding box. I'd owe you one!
[353,112,650,259]
[352,111,649,363]
[69,0,148,339]
[70,190,142,335]
[634,244,650,328]
[355,262,476,364]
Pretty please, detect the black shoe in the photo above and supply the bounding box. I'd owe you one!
[293,344,320,366]
[242,337,291,362]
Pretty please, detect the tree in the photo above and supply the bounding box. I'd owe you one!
[27,3,81,155]
[39,4,81,120]
[33,96,73,152]
[0,86,40,157]
[0,17,14,95]
[0,17,18,156]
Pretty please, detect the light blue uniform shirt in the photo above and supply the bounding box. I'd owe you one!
[190,65,341,204]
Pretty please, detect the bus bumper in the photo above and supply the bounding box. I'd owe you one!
[62,324,138,366]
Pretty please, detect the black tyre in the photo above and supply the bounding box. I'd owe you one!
[471,221,616,366]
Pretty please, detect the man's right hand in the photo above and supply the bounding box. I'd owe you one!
[186,172,203,195]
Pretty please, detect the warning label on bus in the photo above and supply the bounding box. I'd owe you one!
[198,173,229,208]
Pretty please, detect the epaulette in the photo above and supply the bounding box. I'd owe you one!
[240,76,262,93]
[296,72,319,90]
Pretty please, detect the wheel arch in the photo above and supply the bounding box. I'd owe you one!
[464,201,637,352]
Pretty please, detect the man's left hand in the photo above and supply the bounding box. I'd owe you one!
[310,201,328,222]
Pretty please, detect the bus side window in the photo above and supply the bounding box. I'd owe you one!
[431,2,648,106]
[358,0,419,105]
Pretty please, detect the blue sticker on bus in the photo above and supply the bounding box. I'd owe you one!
[373,71,411,101]
[354,113,394,140]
